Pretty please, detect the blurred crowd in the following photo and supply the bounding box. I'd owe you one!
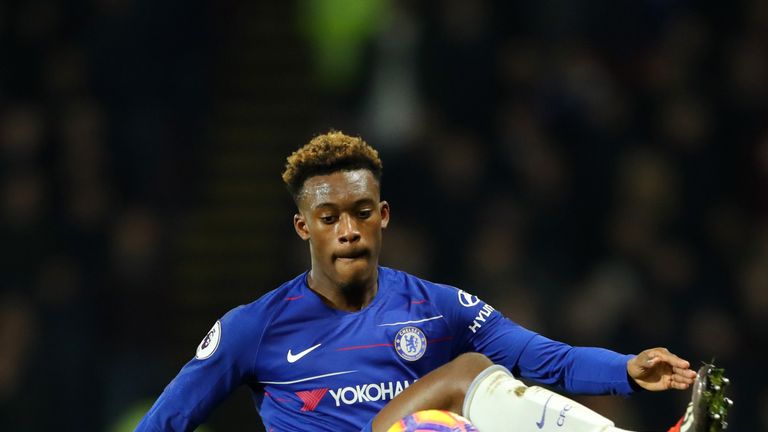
[1,0,208,429]
[309,0,767,429]
[1,0,766,431]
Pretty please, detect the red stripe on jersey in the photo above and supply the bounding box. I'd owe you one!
[295,388,329,411]
[336,343,393,351]
[411,299,427,304]
[265,391,291,403]
[336,336,451,351]
[285,295,304,301]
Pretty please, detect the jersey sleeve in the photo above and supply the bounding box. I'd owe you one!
[432,285,537,369]
[434,285,635,396]
[515,334,636,395]
[136,305,265,431]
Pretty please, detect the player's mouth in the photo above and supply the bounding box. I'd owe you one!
[334,249,369,263]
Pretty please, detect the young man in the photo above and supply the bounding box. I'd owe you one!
[137,131,728,432]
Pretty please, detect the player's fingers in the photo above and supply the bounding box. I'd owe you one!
[650,349,690,369]
[672,370,695,385]
[670,379,691,390]
[644,347,669,362]
[673,366,697,380]
[642,348,668,364]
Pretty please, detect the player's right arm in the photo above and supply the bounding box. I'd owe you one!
[136,304,265,432]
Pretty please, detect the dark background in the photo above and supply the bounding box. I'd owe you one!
[1,0,765,430]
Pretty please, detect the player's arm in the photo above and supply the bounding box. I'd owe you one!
[136,306,261,431]
[440,286,692,396]
[512,333,637,395]
[512,336,695,394]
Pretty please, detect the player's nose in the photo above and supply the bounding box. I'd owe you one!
[337,214,361,243]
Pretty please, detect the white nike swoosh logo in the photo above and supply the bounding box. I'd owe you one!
[259,370,357,385]
[287,343,322,363]
[378,315,444,326]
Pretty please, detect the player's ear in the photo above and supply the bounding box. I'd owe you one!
[379,201,390,229]
[294,213,310,240]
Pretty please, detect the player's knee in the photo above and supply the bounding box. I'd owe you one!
[447,353,494,395]
[451,352,494,371]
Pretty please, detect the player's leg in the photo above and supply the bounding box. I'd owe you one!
[459,362,731,432]
[371,354,732,432]
[461,364,630,432]
[371,352,630,432]
[371,352,494,432]
[667,364,732,432]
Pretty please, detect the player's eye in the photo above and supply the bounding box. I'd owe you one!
[320,215,337,224]
[358,209,372,219]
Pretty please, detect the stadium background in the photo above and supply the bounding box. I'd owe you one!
[1,0,765,430]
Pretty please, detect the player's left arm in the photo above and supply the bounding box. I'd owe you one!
[435,286,693,396]
[514,335,696,395]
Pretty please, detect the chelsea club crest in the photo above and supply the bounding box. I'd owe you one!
[394,326,427,361]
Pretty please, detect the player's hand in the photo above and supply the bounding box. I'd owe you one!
[627,347,697,391]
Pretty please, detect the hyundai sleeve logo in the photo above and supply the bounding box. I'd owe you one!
[458,290,480,307]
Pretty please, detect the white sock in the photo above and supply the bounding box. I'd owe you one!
[462,365,633,432]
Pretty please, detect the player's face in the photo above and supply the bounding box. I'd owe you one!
[294,169,390,290]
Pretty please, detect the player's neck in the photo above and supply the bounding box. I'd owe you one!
[306,269,378,312]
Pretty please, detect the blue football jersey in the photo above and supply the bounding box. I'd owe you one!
[137,267,635,431]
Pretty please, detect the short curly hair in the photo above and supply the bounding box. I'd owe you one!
[282,131,383,202]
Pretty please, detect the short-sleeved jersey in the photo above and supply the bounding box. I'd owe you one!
[137,267,635,431]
